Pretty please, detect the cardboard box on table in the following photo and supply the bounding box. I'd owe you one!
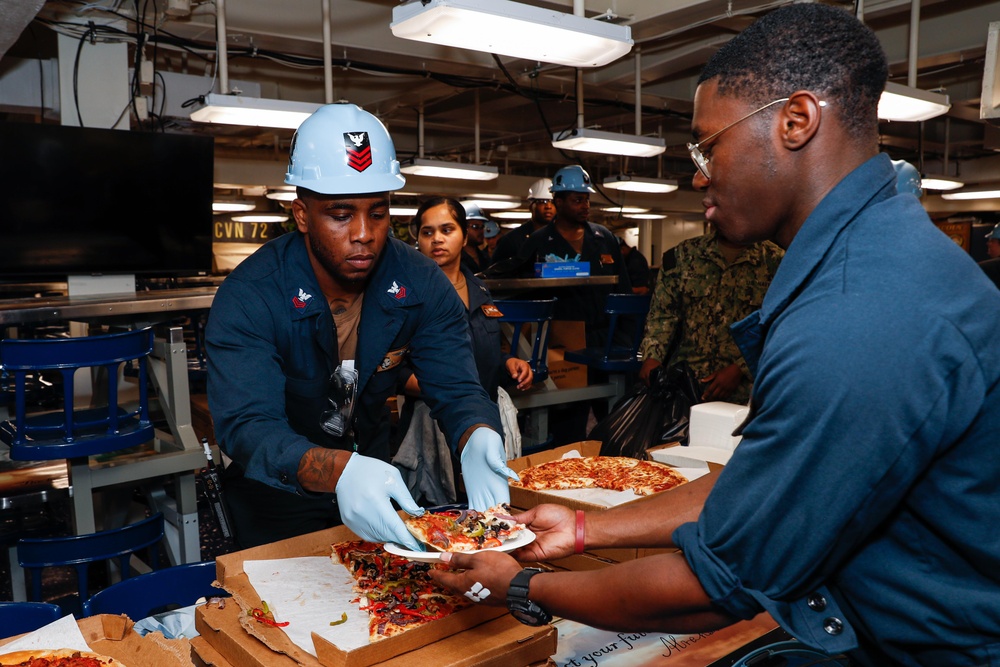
[545,320,588,389]
[508,441,724,564]
[0,614,195,667]
[206,524,557,667]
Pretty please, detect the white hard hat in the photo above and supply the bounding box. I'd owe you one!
[527,178,553,201]
[285,103,405,195]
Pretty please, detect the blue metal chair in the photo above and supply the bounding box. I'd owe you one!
[84,560,226,619]
[564,294,652,373]
[0,327,155,460]
[497,299,556,384]
[16,512,164,617]
[0,601,63,636]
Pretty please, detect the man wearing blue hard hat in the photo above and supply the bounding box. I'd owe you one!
[206,103,517,549]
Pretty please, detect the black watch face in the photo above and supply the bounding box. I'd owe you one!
[510,607,546,627]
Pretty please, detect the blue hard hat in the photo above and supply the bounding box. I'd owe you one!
[550,165,596,194]
[461,201,489,222]
[484,220,500,238]
[986,223,1000,240]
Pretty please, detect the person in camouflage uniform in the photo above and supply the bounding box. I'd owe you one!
[639,229,782,404]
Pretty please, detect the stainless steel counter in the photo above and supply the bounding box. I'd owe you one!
[0,287,218,326]
[482,275,618,293]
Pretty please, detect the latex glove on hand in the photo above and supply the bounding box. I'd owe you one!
[460,427,520,512]
[335,452,425,552]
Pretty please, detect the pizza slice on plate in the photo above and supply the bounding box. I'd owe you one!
[404,503,525,552]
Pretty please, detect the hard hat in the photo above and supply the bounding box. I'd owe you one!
[461,201,489,222]
[483,220,500,239]
[891,159,923,199]
[986,223,1000,240]
[285,103,405,195]
[549,165,596,194]
[527,178,553,201]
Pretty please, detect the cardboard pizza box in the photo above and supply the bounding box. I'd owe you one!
[0,614,195,667]
[191,634,236,667]
[196,595,556,667]
[212,524,552,667]
[508,441,694,562]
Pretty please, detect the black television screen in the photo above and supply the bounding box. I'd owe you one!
[0,122,214,280]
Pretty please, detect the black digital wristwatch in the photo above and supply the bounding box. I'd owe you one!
[505,567,553,626]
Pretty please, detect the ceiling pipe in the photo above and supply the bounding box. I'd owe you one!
[417,105,425,158]
[216,0,229,93]
[475,88,481,164]
[322,0,333,103]
[634,46,642,135]
[908,0,919,88]
[575,0,584,130]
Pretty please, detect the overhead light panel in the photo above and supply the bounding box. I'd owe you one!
[878,82,950,122]
[400,158,499,181]
[941,187,1000,201]
[232,213,289,223]
[266,188,297,202]
[552,128,666,158]
[190,94,321,129]
[624,212,667,220]
[493,210,532,220]
[920,175,964,191]
[603,175,678,193]
[390,206,419,217]
[213,200,256,213]
[462,197,520,210]
[390,0,632,69]
[601,206,649,214]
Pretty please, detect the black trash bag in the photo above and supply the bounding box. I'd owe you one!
[589,361,702,459]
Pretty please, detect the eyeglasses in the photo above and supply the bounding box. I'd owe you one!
[319,361,358,439]
[468,223,485,231]
[687,97,790,180]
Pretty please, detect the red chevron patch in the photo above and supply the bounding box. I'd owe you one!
[344,132,372,172]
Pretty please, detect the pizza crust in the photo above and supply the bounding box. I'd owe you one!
[0,648,126,666]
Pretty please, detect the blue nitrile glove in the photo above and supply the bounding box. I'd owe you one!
[335,452,425,551]
[460,427,520,511]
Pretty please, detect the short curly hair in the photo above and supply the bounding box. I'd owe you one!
[698,3,888,140]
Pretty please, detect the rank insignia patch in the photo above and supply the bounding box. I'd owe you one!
[344,131,372,172]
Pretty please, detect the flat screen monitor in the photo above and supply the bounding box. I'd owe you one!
[0,122,214,282]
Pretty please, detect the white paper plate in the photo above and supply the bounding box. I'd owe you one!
[384,528,536,563]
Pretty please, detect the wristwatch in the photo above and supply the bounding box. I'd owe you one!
[506,568,552,626]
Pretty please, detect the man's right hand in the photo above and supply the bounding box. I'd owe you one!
[509,503,577,561]
[335,453,425,552]
[639,357,662,386]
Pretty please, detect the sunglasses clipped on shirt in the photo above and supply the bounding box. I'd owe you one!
[319,360,358,439]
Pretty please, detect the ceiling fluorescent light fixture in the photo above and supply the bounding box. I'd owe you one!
[400,158,499,181]
[552,128,665,158]
[391,0,632,69]
[190,94,321,129]
[266,188,297,202]
[878,82,950,122]
[232,214,289,223]
[493,210,532,220]
[603,174,678,193]
[601,205,648,214]
[463,197,520,210]
[390,206,419,217]
[624,212,667,220]
[941,187,1000,201]
[920,175,964,191]
[213,200,256,213]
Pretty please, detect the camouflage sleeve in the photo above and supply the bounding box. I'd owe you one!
[640,246,683,362]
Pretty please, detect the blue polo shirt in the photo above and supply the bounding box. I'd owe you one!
[674,154,1000,666]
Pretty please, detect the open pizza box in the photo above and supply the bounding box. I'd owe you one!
[507,441,720,563]
[210,524,556,667]
[0,613,195,667]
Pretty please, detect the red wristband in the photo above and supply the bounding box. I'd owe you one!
[574,510,585,555]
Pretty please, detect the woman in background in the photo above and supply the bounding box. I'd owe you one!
[404,197,532,399]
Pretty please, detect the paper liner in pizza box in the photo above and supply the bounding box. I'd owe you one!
[0,613,195,667]
[212,523,529,667]
[196,591,557,667]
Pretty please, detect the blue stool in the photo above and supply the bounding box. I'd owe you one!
[497,299,556,384]
[84,560,226,619]
[16,512,165,618]
[0,601,63,637]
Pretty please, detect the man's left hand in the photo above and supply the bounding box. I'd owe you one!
[461,427,519,511]
[429,551,522,607]
[700,363,743,401]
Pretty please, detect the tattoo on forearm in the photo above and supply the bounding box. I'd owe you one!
[298,447,339,493]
